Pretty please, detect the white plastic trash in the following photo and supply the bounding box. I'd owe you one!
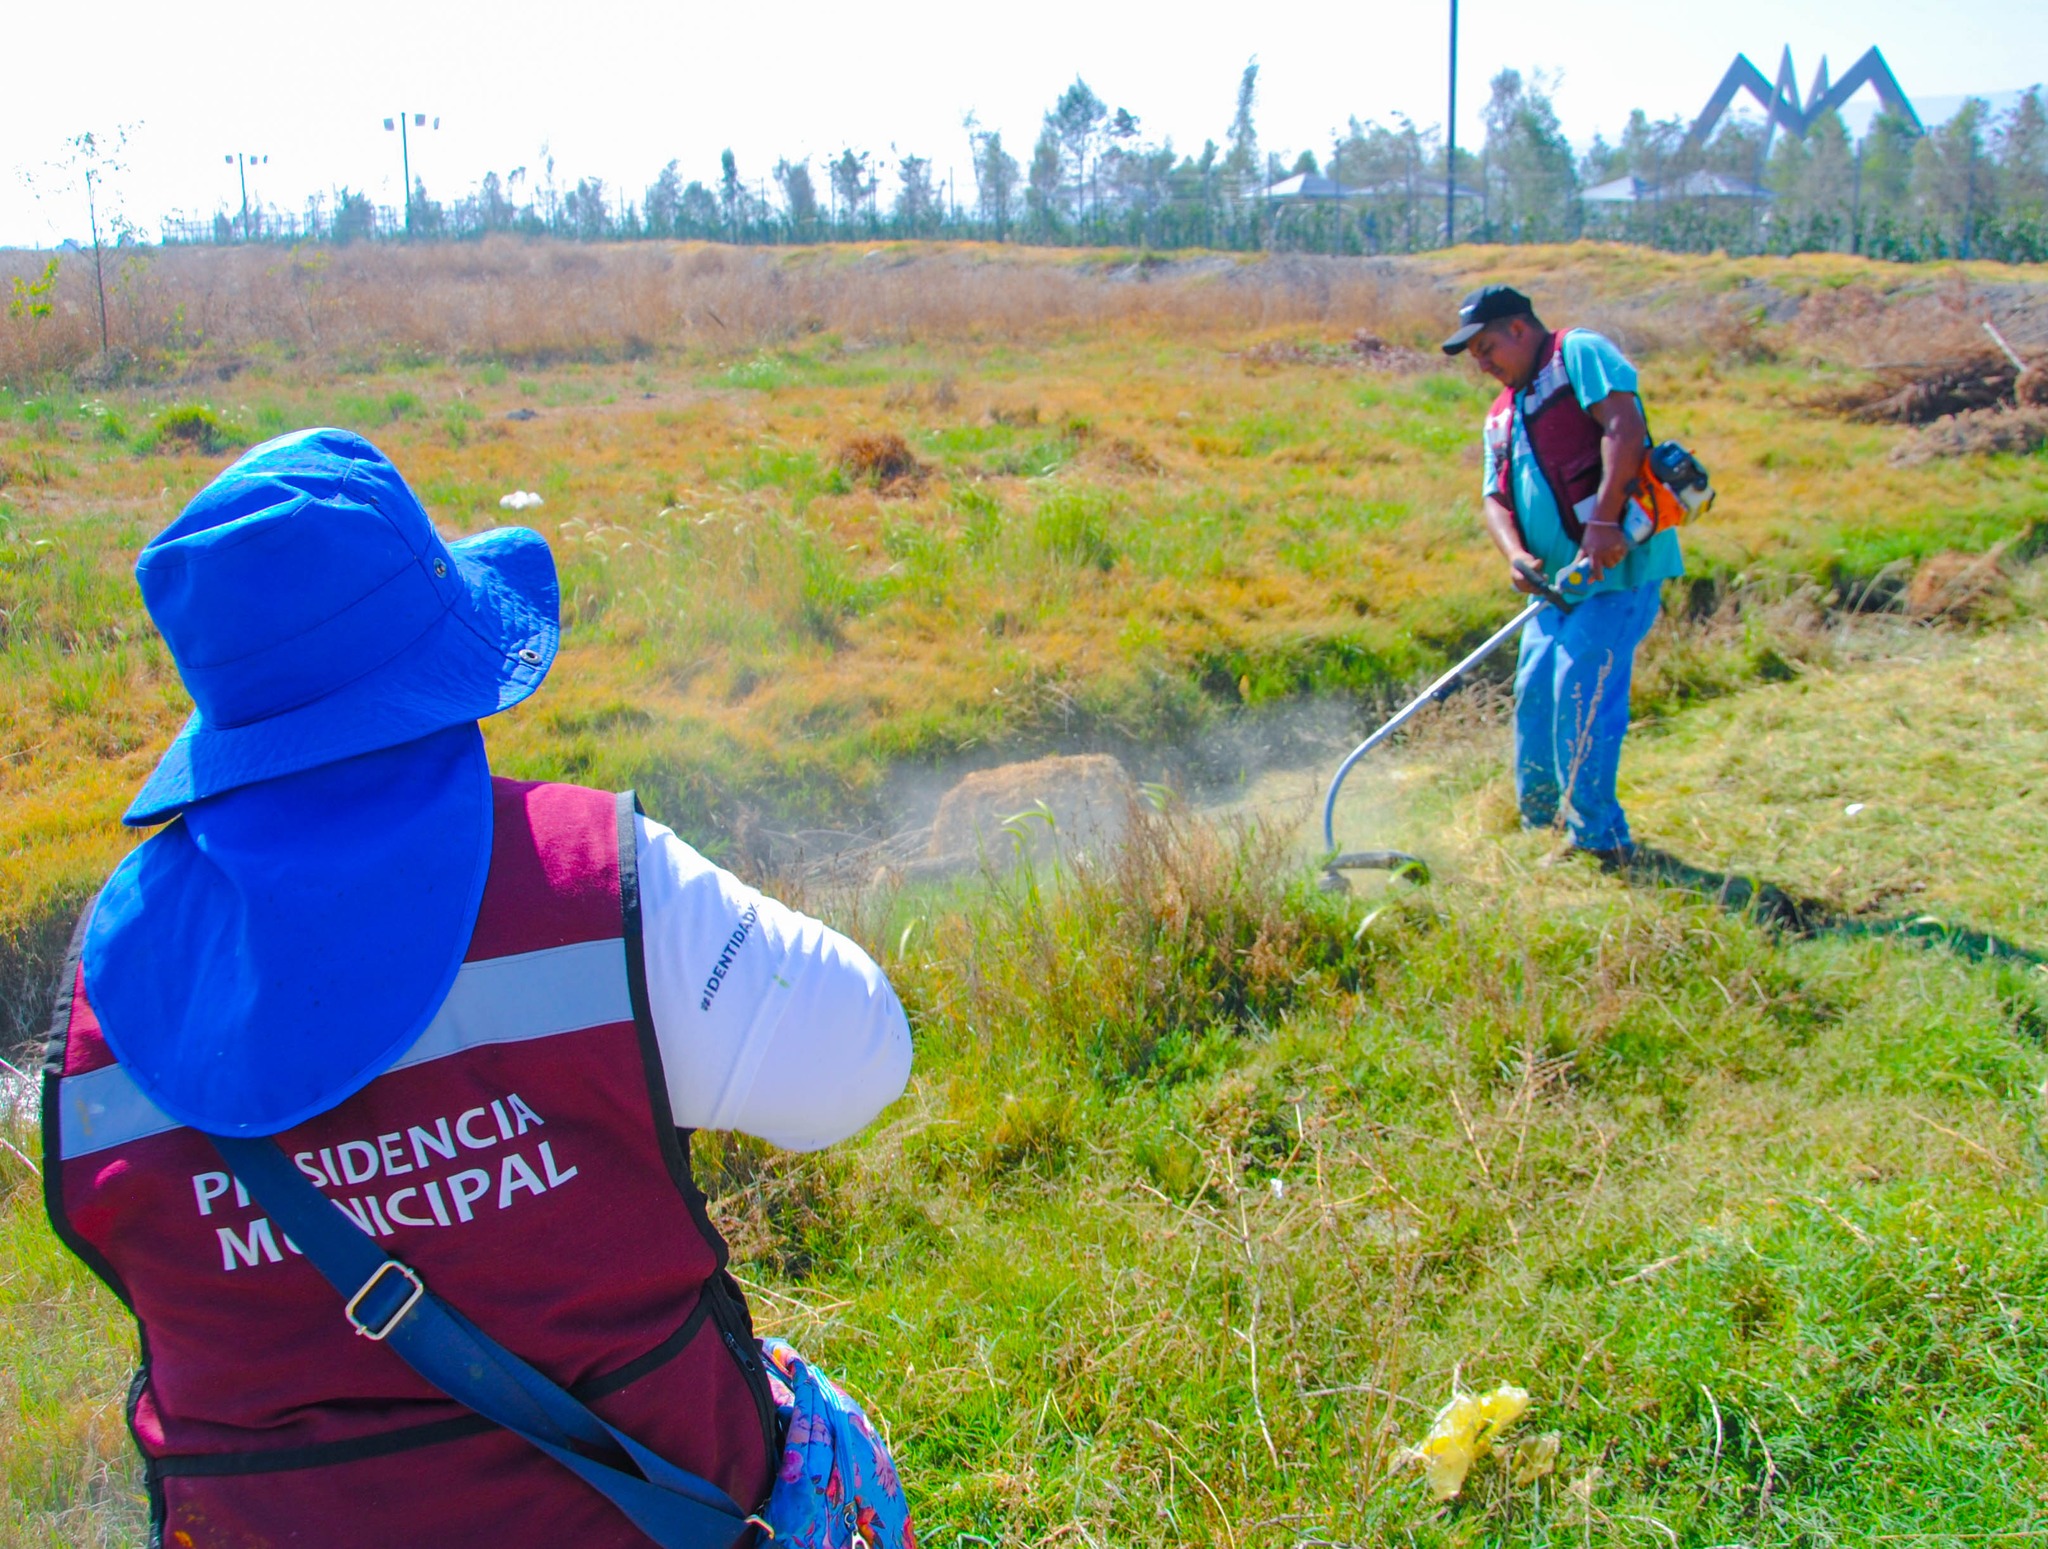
[498,491,544,511]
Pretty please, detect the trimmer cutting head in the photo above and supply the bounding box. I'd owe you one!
[1320,591,1550,887]
[1318,850,1432,893]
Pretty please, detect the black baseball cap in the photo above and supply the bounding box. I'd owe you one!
[1441,284,1536,354]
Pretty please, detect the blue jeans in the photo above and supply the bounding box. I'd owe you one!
[1514,580,1662,852]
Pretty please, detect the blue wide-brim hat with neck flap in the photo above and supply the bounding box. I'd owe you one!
[81,427,561,1138]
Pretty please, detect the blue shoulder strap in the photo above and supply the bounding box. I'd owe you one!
[209,1135,762,1549]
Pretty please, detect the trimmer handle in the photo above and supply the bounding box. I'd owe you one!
[1513,556,1595,610]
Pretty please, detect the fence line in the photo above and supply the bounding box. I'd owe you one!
[146,191,2047,265]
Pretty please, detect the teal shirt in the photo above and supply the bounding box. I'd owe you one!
[1481,330,1684,598]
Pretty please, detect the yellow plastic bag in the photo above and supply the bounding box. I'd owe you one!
[1400,1383,1531,1501]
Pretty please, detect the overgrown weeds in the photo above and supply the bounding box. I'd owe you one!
[0,241,1457,384]
[896,804,1364,1091]
[1030,487,1119,571]
[134,403,246,456]
[10,241,2043,389]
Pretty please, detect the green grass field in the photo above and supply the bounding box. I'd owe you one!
[3,243,2047,1545]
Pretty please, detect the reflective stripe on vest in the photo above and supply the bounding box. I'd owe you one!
[42,779,777,1549]
[55,938,633,1161]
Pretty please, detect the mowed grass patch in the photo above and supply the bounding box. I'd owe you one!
[1625,620,2048,945]
[11,626,2048,1543]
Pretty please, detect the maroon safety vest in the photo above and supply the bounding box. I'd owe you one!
[1482,328,1606,546]
[43,779,777,1548]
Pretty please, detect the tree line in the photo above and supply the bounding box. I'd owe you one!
[162,65,2048,264]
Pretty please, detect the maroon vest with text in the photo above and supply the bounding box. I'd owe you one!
[43,779,777,1549]
[1483,328,1605,545]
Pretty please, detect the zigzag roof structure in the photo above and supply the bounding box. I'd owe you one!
[1680,46,1922,160]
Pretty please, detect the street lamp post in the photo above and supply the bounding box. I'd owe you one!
[224,152,268,241]
[382,113,440,236]
[1445,0,1458,247]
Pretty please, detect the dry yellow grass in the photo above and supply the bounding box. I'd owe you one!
[0,241,1457,381]
[7,238,2039,386]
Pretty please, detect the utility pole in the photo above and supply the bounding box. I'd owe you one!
[1445,0,1458,246]
[224,153,268,241]
[383,113,439,236]
[391,116,412,233]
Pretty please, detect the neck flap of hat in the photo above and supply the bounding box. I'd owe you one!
[82,722,494,1137]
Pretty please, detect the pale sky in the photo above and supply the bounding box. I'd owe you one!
[2,0,2042,245]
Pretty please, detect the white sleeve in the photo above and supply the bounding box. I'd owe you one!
[633,814,911,1151]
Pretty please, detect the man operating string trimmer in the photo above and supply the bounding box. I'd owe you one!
[1322,286,1713,882]
[1449,284,1692,869]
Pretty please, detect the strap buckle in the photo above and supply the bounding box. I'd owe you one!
[344,1260,425,1341]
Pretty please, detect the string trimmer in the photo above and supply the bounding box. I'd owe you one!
[1318,557,1585,889]
[1318,435,1715,892]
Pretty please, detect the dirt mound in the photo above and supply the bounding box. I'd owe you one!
[925,753,1137,872]
[1348,331,1434,371]
[1236,330,1433,374]
[1902,550,2011,620]
[1092,437,1162,476]
[834,432,929,495]
[1844,356,2018,424]
[1889,406,2048,467]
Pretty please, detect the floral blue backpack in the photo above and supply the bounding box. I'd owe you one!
[758,1339,916,1549]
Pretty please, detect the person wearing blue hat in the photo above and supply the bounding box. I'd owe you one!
[41,428,916,1548]
[1443,285,1684,868]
